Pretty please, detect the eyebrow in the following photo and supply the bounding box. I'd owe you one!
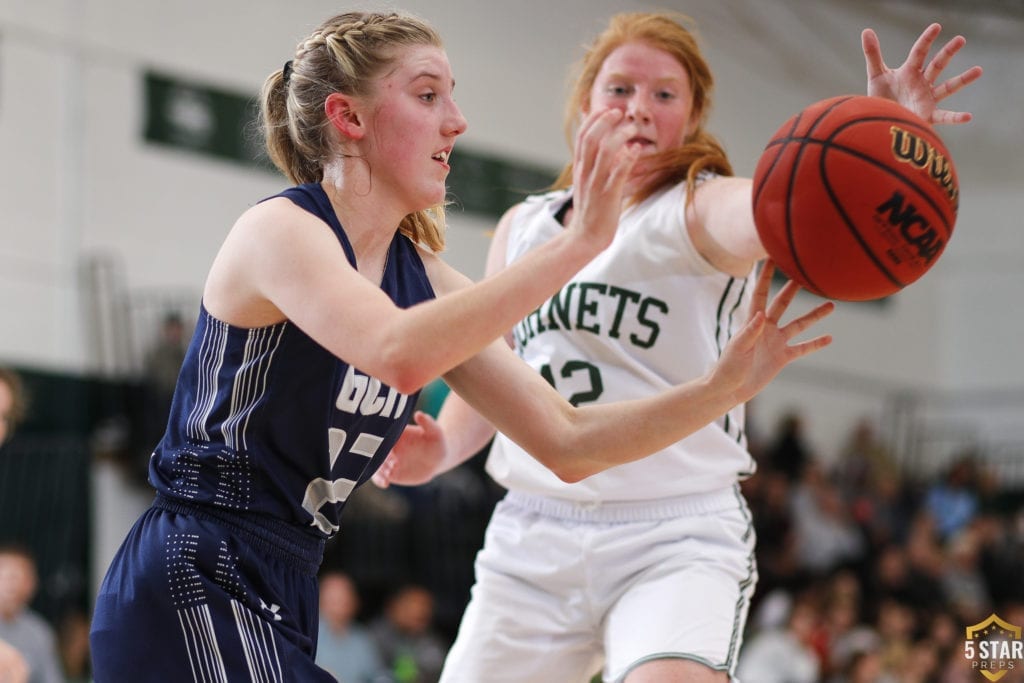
[604,72,682,85]
[411,71,455,89]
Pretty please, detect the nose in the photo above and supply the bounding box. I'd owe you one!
[625,96,650,124]
[447,101,468,137]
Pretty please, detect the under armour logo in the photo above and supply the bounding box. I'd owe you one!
[260,599,283,622]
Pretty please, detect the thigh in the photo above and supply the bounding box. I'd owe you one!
[91,506,332,683]
[440,501,602,683]
[602,505,757,683]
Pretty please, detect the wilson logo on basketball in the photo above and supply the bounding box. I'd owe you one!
[889,126,959,207]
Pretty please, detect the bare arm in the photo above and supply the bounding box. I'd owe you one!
[372,206,519,487]
[443,262,832,482]
[204,108,638,395]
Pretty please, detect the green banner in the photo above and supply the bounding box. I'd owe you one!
[142,70,557,217]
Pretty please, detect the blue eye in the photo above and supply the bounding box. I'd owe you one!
[420,92,437,103]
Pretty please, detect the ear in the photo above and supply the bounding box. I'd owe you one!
[325,93,366,140]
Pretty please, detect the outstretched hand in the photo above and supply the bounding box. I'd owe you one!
[713,262,834,405]
[372,411,446,488]
[862,23,983,125]
[568,108,640,249]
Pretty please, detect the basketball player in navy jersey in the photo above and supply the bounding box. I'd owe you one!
[373,16,982,683]
[89,10,837,681]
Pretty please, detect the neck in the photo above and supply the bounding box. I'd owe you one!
[319,171,399,285]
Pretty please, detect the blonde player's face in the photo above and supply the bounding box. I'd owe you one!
[588,41,695,189]
[364,45,468,214]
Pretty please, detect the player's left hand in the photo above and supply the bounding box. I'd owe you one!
[713,261,834,405]
[862,23,983,125]
[371,411,447,488]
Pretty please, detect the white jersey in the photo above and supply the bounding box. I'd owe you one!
[486,179,757,502]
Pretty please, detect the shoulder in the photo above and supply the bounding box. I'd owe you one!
[234,195,331,243]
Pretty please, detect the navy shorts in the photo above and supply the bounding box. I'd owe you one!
[90,496,334,682]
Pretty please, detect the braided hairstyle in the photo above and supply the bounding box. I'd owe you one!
[260,11,448,251]
[553,12,734,205]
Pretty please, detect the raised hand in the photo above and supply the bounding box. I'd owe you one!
[567,108,640,248]
[713,262,834,404]
[372,411,447,488]
[862,23,983,125]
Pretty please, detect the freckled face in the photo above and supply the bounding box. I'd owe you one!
[365,45,468,214]
[588,41,695,189]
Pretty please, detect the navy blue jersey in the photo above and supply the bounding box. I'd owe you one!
[148,183,435,538]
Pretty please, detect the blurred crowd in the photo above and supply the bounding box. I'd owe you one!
[2,361,1023,682]
[738,412,1024,683]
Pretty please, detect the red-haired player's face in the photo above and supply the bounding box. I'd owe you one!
[588,41,695,190]
[365,45,468,214]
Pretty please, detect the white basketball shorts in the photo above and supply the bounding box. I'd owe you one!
[440,485,758,683]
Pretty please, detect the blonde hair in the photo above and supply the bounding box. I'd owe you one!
[260,11,448,251]
[554,12,733,204]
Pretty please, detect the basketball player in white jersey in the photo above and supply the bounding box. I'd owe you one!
[373,15,982,683]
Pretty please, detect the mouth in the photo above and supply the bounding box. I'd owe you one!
[431,149,451,166]
[627,137,655,150]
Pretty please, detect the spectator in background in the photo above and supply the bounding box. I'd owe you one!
[790,461,867,577]
[143,312,187,400]
[370,585,447,683]
[0,544,63,683]
[0,369,31,683]
[0,368,28,448]
[55,611,91,683]
[316,570,388,683]
[764,410,813,484]
[139,312,188,449]
[736,589,821,683]
[923,455,981,541]
[940,526,992,622]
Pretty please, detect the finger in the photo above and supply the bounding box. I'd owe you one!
[922,34,965,84]
[601,132,641,194]
[780,300,835,341]
[572,109,616,182]
[591,118,639,186]
[371,462,391,488]
[786,333,834,360]
[861,28,887,81]
[730,311,766,353]
[931,108,973,125]
[933,65,984,101]
[576,109,625,163]
[751,259,775,312]
[765,279,802,324]
[904,23,942,72]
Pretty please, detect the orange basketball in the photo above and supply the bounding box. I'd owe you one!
[752,95,959,301]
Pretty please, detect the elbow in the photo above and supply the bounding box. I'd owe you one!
[552,467,590,484]
[379,362,431,397]
[370,342,434,397]
[531,444,594,484]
